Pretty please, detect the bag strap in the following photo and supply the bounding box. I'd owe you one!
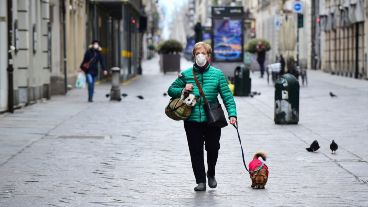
[192,69,208,104]
[232,123,250,173]
[87,52,97,65]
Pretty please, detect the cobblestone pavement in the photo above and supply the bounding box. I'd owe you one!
[0,56,368,206]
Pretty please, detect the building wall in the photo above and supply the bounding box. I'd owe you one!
[195,0,212,26]
[251,0,312,69]
[11,0,51,106]
[65,0,86,86]
[49,0,65,95]
[255,2,280,64]
[319,0,366,79]
[0,1,8,111]
[365,0,368,79]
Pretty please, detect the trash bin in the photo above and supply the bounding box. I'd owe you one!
[274,74,299,124]
[234,65,251,96]
[110,67,121,101]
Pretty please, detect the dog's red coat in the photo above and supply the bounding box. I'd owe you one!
[248,158,269,177]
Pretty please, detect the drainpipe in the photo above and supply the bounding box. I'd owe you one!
[93,1,97,40]
[7,0,14,113]
[61,1,68,94]
[355,23,359,79]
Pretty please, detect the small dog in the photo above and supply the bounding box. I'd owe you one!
[248,152,268,189]
[181,91,197,107]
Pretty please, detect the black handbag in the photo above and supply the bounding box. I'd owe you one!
[193,69,228,128]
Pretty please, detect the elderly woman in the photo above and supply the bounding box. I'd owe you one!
[168,42,237,191]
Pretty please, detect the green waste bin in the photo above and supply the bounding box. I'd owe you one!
[234,65,251,96]
[274,74,299,124]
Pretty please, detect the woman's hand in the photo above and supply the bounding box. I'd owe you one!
[229,117,237,125]
[185,84,194,92]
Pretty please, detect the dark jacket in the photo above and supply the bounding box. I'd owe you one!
[280,55,285,75]
[257,50,266,64]
[80,47,106,77]
[168,64,237,122]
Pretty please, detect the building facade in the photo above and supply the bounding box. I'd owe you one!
[142,0,160,60]
[318,0,366,79]
[3,0,52,111]
[244,0,312,70]
[0,0,149,113]
[245,0,367,79]
[0,1,8,112]
[49,0,87,95]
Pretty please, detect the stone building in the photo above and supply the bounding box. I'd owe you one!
[0,0,150,113]
[49,0,87,95]
[318,0,366,79]
[0,0,52,112]
[243,0,312,70]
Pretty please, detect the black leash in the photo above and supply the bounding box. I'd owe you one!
[232,123,250,173]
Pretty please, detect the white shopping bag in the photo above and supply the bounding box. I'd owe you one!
[75,72,86,89]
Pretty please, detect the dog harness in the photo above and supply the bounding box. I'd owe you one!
[249,163,265,175]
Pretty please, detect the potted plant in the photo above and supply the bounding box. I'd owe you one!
[245,39,271,54]
[158,39,183,74]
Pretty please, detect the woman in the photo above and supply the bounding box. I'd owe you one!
[80,40,108,102]
[168,42,237,191]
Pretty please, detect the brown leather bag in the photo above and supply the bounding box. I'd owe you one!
[80,53,96,72]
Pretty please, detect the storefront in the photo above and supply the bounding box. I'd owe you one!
[88,0,146,80]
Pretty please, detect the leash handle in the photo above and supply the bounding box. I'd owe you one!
[232,123,250,173]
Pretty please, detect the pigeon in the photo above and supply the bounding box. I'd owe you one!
[329,92,337,97]
[330,140,338,154]
[137,95,144,100]
[163,92,167,97]
[306,140,320,152]
[250,91,261,96]
[121,93,128,97]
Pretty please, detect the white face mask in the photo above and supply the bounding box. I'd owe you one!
[195,54,207,67]
[93,44,99,49]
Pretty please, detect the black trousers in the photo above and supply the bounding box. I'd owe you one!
[184,121,221,184]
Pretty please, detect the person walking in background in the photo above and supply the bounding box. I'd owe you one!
[256,41,266,78]
[80,40,108,102]
[279,54,285,75]
[168,42,237,191]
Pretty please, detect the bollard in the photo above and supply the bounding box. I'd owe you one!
[274,74,299,124]
[110,67,121,101]
[234,65,251,96]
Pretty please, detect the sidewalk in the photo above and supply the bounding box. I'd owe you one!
[0,57,367,206]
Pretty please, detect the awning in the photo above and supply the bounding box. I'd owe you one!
[349,0,364,23]
[333,6,342,28]
[90,0,145,18]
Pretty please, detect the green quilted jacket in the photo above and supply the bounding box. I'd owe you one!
[168,64,237,123]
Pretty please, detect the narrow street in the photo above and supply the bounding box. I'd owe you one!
[0,57,368,206]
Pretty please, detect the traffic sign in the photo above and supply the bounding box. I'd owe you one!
[293,1,303,13]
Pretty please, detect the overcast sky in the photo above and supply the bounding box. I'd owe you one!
[158,0,189,40]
